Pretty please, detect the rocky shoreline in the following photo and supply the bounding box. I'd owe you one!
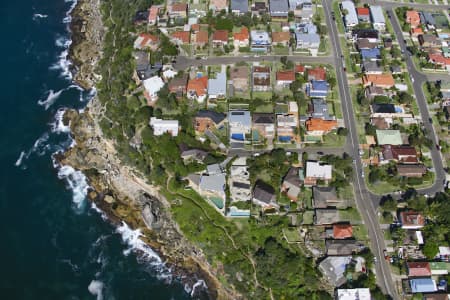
[63,0,240,299]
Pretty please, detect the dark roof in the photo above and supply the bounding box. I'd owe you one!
[134,10,149,23]
[371,103,396,114]
[382,145,417,162]
[233,181,251,189]
[313,186,338,208]
[352,29,379,40]
[253,181,275,204]
[196,110,226,124]
[283,167,302,187]
[168,74,188,88]
[397,164,427,175]
[362,60,382,72]
[326,240,360,256]
[253,113,275,124]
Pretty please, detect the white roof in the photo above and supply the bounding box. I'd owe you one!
[337,288,371,300]
[289,101,298,113]
[306,161,332,180]
[439,246,450,256]
[251,30,270,43]
[143,76,165,98]
[370,6,385,24]
[150,117,179,136]
[415,231,424,245]
[341,1,358,27]
[395,84,408,91]
[162,69,178,80]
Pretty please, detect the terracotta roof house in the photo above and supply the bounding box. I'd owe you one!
[356,7,370,22]
[397,164,427,178]
[133,33,159,50]
[418,34,442,49]
[148,6,159,25]
[191,24,201,32]
[168,3,188,18]
[253,66,271,92]
[233,27,249,48]
[407,262,432,277]
[371,117,390,130]
[252,181,278,211]
[171,31,190,44]
[281,167,303,201]
[229,66,249,92]
[326,240,360,256]
[307,66,326,81]
[194,109,226,133]
[313,186,344,209]
[168,74,188,98]
[276,70,295,86]
[406,10,421,27]
[428,53,450,68]
[272,31,291,46]
[187,76,208,102]
[209,0,228,13]
[315,209,340,225]
[362,74,395,89]
[400,211,425,229]
[212,30,229,46]
[295,64,305,74]
[306,118,338,136]
[333,224,353,239]
[192,30,209,46]
[410,27,424,37]
[381,145,418,164]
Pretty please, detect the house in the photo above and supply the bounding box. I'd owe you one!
[418,34,442,49]
[233,27,249,48]
[150,117,179,136]
[295,64,305,74]
[356,7,370,22]
[171,31,190,44]
[421,11,436,29]
[428,53,450,69]
[133,51,155,82]
[333,224,353,239]
[351,29,379,43]
[251,2,267,16]
[143,76,165,103]
[199,172,226,202]
[370,6,385,31]
[269,0,289,19]
[336,289,371,300]
[361,48,381,61]
[133,33,159,50]
[313,186,344,208]
[410,278,437,294]
[407,262,432,277]
[208,70,227,99]
[365,86,385,99]
[230,158,251,202]
[397,164,427,178]
[194,110,226,133]
[180,146,208,163]
[252,181,278,210]
[168,75,188,98]
[326,240,359,256]
[231,0,249,15]
[384,38,393,49]
[295,32,320,49]
[406,10,421,28]
[356,38,378,50]
[305,118,338,136]
[289,0,313,19]
[341,1,359,29]
[306,80,328,98]
[192,30,209,47]
[252,66,271,91]
[148,6,159,25]
[251,30,271,52]
[390,65,402,75]
[362,73,395,89]
[212,30,229,47]
[371,117,390,129]
[381,145,418,164]
[272,31,291,46]
[230,66,249,92]
[209,0,228,13]
[315,209,340,225]
[400,211,425,229]
[410,27,424,37]
[252,113,275,142]
[319,256,352,287]
[312,98,333,120]
[229,110,251,142]
[187,76,208,102]
[134,10,149,25]
[305,161,332,186]
[375,129,402,145]
[276,101,299,143]
[168,3,188,18]
[362,61,383,74]
[370,103,402,118]
[276,70,295,86]
[307,67,326,81]
[281,167,303,201]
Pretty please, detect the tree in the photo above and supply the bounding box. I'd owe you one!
[280,56,288,66]
[337,127,348,136]
[398,92,413,105]
[380,196,397,211]
[423,241,439,259]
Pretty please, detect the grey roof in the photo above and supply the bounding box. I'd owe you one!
[229,110,251,127]
[270,0,289,16]
[207,163,222,175]
[362,61,382,73]
[295,32,320,44]
[371,103,395,114]
[318,256,352,287]
[253,113,275,124]
[315,208,340,225]
[326,240,360,256]
[196,110,226,124]
[352,29,379,40]
[187,173,201,186]
[232,181,251,189]
[208,71,227,96]
[283,167,302,187]
[231,0,249,13]
[313,186,339,208]
[390,65,402,73]
[199,174,226,192]
[312,99,331,120]
[341,0,358,27]
[370,6,385,24]
[421,11,436,26]
[181,149,208,161]
[253,181,275,204]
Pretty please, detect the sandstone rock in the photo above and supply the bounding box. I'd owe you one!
[104,195,114,204]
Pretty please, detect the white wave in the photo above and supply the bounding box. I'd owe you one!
[91,203,108,221]
[63,0,78,24]
[15,151,26,167]
[116,222,162,264]
[57,165,89,210]
[50,108,70,134]
[190,279,207,297]
[33,13,48,20]
[32,133,50,156]
[55,36,71,48]
[59,258,79,272]
[88,280,104,300]
[38,89,63,110]
[50,48,72,80]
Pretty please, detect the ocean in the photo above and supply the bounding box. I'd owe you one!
[0,0,191,299]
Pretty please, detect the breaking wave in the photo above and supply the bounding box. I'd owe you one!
[50,108,70,134]
[33,13,48,20]
[88,280,104,300]
[38,89,63,110]
[57,165,89,211]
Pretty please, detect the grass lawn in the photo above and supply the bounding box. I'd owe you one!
[299,188,313,209]
[252,91,273,100]
[339,207,362,223]
[352,225,369,241]
[253,103,274,113]
[332,1,345,35]
[367,179,398,195]
[273,46,290,55]
[283,228,301,243]
[302,210,314,225]
[338,185,355,202]
[321,133,346,147]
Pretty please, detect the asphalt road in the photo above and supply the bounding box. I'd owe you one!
[322,1,398,298]
[387,8,446,195]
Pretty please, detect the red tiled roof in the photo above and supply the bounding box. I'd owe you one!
[333,224,353,239]
[406,10,421,26]
[272,31,290,43]
[276,70,295,81]
[191,24,200,32]
[306,118,338,132]
[187,76,208,97]
[357,7,370,16]
[295,64,305,73]
[362,73,395,88]
[148,6,159,22]
[170,3,187,12]
[172,31,190,43]
[400,211,425,227]
[138,33,158,48]
[307,67,326,81]
[407,262,432,277]
[194,31,209,44]
[212,30,229,42]
[233,27,249,41]
[428,53,450,66]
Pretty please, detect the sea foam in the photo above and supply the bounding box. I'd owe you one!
[38,89,63,110]
[57,165,89,210]
[88,280,104,300]
[50,108,70,134]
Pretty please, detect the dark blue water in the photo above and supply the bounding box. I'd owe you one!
[0,1,190,299]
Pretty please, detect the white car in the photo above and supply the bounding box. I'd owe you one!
[361,170,365,178]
